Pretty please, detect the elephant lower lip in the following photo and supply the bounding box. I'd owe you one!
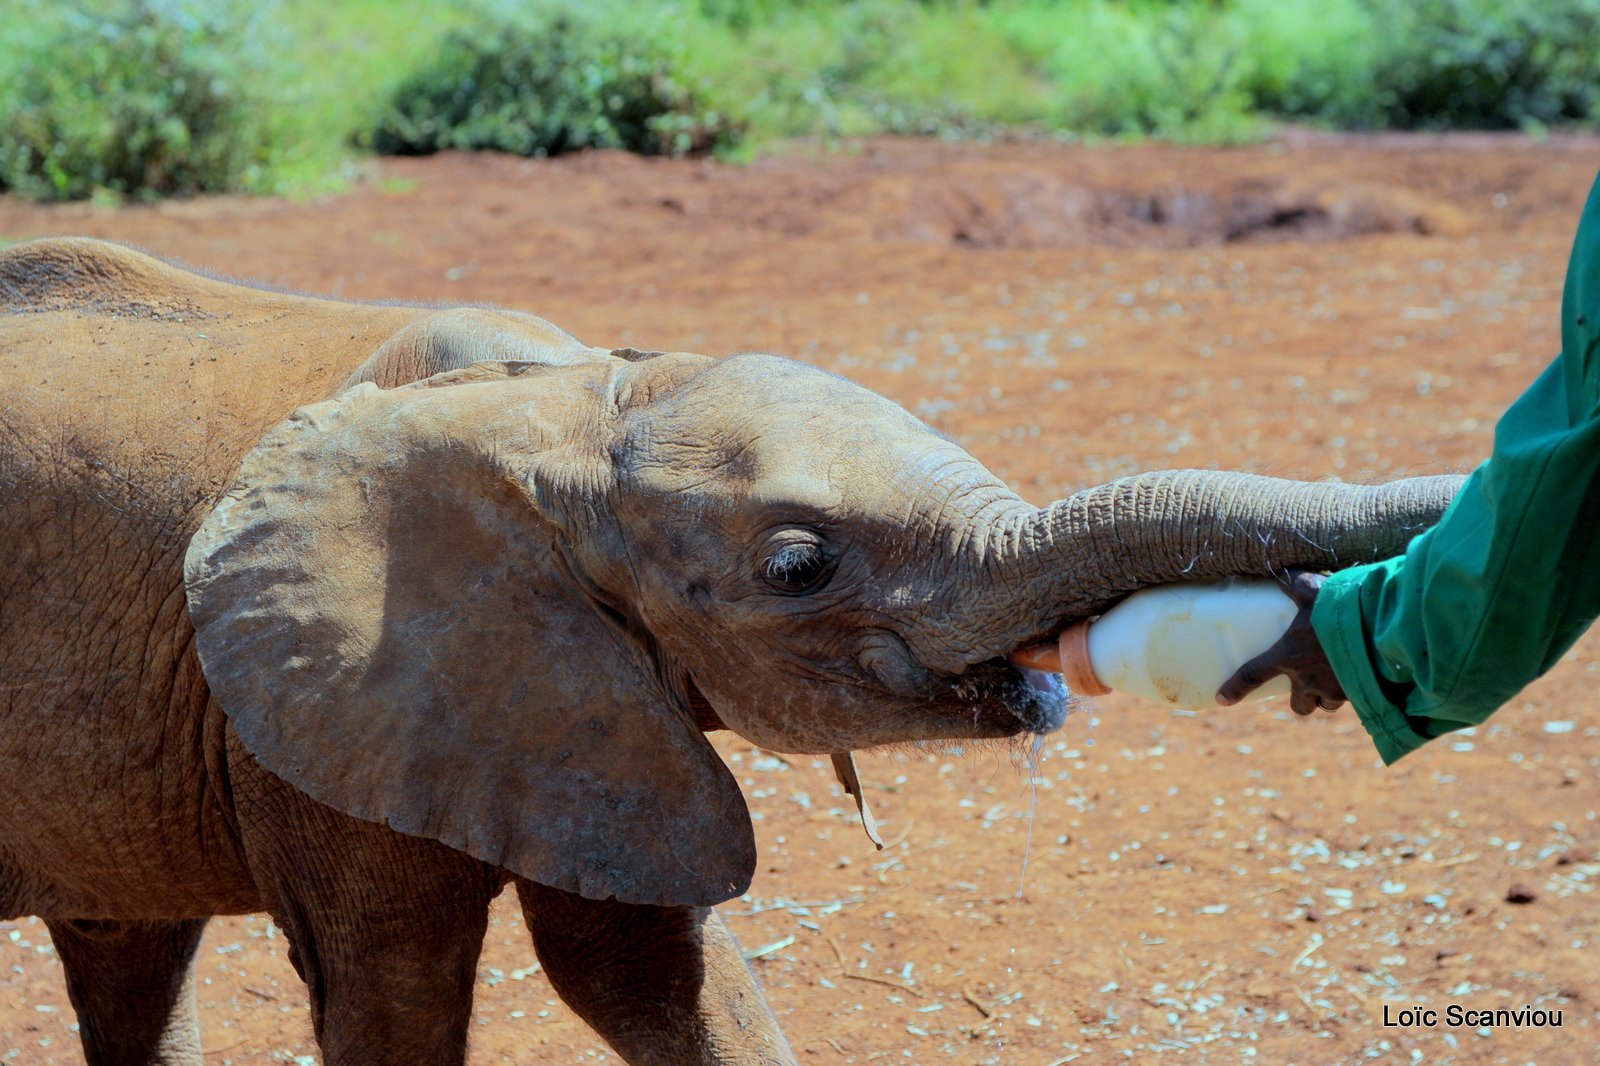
[954,659,1070,737]
[1015,667,1070,734]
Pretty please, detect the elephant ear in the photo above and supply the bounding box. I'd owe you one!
[183,372,755,906]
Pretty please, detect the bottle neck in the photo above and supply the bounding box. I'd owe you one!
[1058,619,1110,697]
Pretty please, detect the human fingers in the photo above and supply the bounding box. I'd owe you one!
[1290,680,1324,716]
[1217,647,1283,707]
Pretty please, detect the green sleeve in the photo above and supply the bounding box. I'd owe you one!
[1312,173,1600,764]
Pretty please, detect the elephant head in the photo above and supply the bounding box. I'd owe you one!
[184,345,1461,910]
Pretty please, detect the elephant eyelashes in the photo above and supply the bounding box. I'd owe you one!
[762,540,832,594]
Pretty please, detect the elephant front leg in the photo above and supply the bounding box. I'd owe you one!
[228,742,504,1066]
[44,916,207,1066]
[517,880,797,1065]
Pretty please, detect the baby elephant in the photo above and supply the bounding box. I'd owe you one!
[0,239,1460,1064]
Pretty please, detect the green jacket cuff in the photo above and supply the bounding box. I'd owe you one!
[1312,563,1431,765]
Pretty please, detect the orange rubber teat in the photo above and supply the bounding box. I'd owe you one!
[1057,618,1110,696]
[1010,642,1061,672]
[1010,620,1110,697]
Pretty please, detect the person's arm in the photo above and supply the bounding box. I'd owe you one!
[1221,172,1600,764]
[1312,356,1600,763]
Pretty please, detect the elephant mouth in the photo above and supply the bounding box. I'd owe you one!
[950,658,1071,736]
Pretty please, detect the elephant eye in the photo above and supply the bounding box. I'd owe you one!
[762,540,832,595]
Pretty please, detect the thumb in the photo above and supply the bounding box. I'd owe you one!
[1216,646,1284,706]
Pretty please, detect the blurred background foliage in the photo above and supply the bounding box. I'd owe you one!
[2,0,1599,201]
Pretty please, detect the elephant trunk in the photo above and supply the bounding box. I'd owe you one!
[943,469,1467,668]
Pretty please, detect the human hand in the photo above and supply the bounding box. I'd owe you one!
[1217,569,1346,716]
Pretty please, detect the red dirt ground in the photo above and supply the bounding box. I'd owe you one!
[4,132,1600,1065]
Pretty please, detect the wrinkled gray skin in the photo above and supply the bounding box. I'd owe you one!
[0,239,1465,1065]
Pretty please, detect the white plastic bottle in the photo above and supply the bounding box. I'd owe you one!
[1028,577,1298,709]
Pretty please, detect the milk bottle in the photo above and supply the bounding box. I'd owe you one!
[1016,578,1298,709]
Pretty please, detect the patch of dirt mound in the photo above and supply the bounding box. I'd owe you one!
[824,171,1106,248]
[1219,179,1470,242]
[826,172,1467,249]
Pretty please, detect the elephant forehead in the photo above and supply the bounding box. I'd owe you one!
[633,413,995,501]
[663,354,924,433]
[743,470,841,513]
[636,468,840,527]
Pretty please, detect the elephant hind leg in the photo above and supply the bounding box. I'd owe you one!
[44,916,207,1066]
[517,880,797,1065]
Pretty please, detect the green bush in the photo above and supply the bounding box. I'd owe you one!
[370,10,740,157]
[1366,0,1600,130]
[994,1,1260,142]
[660,0,1062,147]
[1240,0,1600,130]
[1235,0,1389,126]
[0,0,278,201]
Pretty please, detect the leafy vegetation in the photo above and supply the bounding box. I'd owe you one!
[1240,0,1600,130]
[0,0,280,200]
[3,0,1599,201]
[371,8,738,157]
[1364,0,1600,130]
